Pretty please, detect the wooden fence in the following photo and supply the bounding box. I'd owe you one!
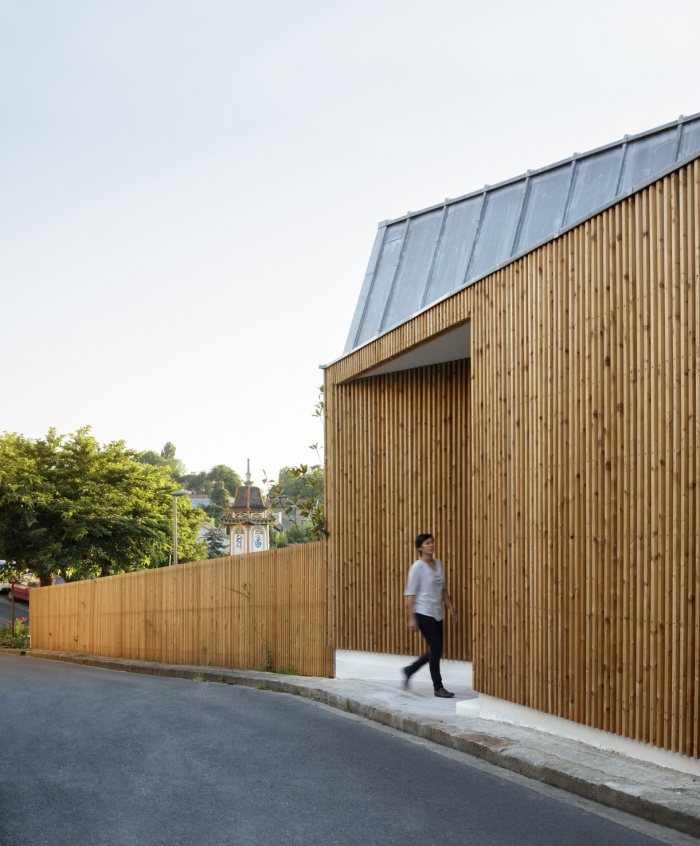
[30,542,333,678]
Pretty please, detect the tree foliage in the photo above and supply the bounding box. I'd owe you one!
[137,442,187,480]
[264,387,328,542]
[208,465,242,496]
[138,445,245,529]
[265,464,327,541]
[202,524,229,558]
[180,464,242,499]
[269,522,315,549]
[160,442,177,460]
[209,480,229,509]
[0,428,207,582]
[274,465,324,501]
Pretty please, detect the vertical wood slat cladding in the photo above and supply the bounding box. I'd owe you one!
[325,161,700,758]
[326,360,472,662]
[30,543,333,678]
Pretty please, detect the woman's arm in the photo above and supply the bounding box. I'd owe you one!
[443,589,458,624]
[405,594,418,629]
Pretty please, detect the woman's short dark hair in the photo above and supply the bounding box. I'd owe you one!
[415,533,433,549]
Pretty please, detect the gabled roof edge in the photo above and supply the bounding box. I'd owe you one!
[322,147,700,371]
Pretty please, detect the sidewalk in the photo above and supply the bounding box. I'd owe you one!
[14,649,700,840]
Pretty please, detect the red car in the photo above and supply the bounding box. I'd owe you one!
[8,573,66,602]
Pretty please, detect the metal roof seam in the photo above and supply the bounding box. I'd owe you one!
[559,158,578,232]
[613,137,630,197]
[509,174,532,259]
[674,121,685,160]
[460,190,488,291]
[419,203,450,311]
[377,218,413,336]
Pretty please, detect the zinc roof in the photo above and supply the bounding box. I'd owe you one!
[344,112,700,355]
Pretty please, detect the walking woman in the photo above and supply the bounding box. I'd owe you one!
[403,533,458,698]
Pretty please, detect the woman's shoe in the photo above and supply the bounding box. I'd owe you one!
[402,667,412,690]
[434,688,454,698]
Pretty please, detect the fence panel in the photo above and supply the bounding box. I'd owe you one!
[30,543,332,678]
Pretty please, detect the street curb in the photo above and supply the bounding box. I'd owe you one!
[10,649,700,840]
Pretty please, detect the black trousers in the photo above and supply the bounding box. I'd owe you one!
[406,613,443,690]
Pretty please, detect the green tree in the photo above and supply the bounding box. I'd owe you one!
[161,442,177,460]
[137,442,186,481]
[275,465,324,501]
[208,465,242,497]
[210,480,229,509]
[287,522,314,544]
[264,387,328,542]
[182,469,207,494]
[202,480,230,525]
[265,464,327,541]
[181,464,242,499]
[0,428,207,583]
[202,524,229,558]
[138,450,165,467]
[269,528,288,549]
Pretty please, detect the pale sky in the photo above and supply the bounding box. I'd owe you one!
[2,0,699,484]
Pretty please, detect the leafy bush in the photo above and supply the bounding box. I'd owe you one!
[0,617,29,648]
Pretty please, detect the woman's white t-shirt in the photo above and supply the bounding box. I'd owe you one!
[404,558,445,621]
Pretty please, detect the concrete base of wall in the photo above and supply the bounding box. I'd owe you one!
[457,694,700,778]
[334,649,472,688]
[336,649,700,776]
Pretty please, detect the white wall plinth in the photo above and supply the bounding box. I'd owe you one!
[455,694,700,777]
[334,649,472,688]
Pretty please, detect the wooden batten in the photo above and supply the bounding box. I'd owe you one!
[325,361,472,663]
[325,161,700,759]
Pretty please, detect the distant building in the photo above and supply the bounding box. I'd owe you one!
[270,497,300,532]
[221,462,276,554]
[188,494,212,509]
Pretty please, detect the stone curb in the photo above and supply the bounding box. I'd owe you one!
[8,649,700,839]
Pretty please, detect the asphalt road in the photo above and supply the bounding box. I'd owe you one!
[0,593,29,627]
[0,656,692,846]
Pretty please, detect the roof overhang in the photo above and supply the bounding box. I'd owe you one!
[340,321,470,381]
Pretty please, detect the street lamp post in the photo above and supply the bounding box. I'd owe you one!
[170,490,191,565]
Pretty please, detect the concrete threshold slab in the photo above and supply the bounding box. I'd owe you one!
[13,649,700,840]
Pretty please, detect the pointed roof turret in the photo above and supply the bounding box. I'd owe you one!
[222,462,276,525]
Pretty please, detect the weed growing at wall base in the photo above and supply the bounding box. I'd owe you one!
[255,644,274,673]
[253,640,298,675]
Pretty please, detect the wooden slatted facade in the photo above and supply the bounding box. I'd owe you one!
[325,361,472,663]
[324,161,700,758]
[30,543,333,678]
